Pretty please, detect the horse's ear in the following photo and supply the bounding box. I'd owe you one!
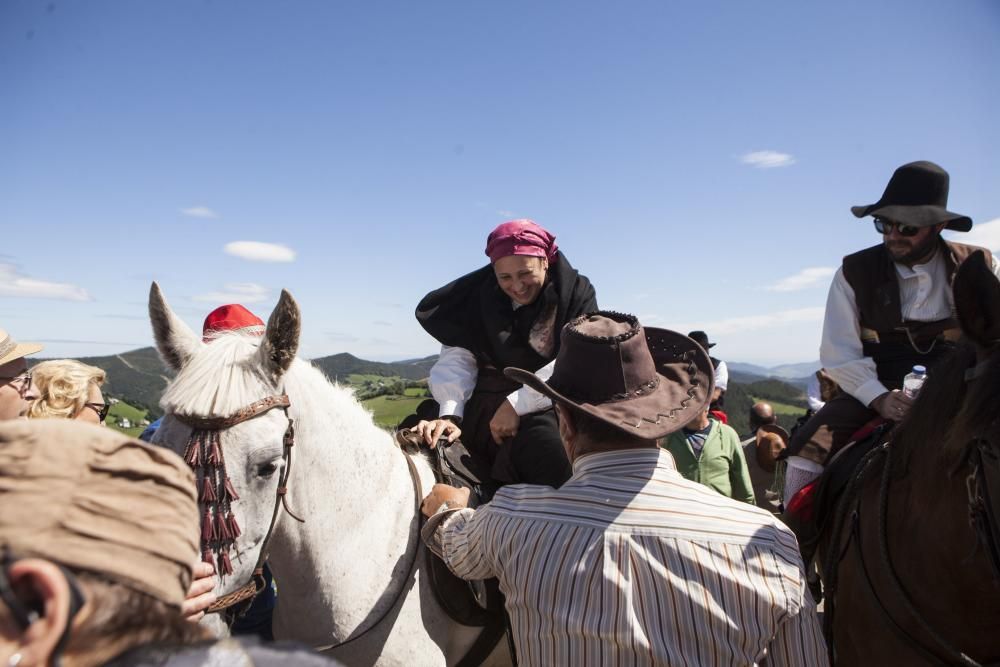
[954,251,1000,347]
[148,282,201,371]
[258,289,300,382]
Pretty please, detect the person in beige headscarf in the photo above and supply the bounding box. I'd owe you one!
[0,420,208,666]
[0,422,340,667]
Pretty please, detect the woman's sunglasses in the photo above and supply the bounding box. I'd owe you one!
[873,217,920,237]
[84,402,111,422]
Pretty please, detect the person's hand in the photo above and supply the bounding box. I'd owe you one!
[870,390,913,422]
[489,401,520,445]
[420,484,471,518]
[411,419,462,448]
[182,560,217,622]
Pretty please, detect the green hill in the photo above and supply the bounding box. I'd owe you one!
[311,353,437,382]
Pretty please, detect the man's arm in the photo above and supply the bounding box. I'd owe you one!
[820,268,888,408]
[420,484,497,580]
[726,427,756,504]
[428,346,477,419]
[764,569,829,666]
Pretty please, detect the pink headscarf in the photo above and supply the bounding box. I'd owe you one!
[484,219,559,264]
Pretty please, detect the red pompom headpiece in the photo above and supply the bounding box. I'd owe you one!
[202,304,265,343]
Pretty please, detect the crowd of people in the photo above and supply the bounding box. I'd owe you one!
[2,158,996,665]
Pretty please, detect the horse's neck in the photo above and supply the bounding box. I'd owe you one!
[267,373,433,644]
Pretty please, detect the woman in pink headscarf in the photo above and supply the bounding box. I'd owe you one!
[414,220,597,491]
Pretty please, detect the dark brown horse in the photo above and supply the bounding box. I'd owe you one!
[820,251,1000,666]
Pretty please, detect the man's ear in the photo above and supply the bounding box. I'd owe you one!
[6,559,74,665]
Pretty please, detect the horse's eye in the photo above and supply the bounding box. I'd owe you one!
[256,462,279,478]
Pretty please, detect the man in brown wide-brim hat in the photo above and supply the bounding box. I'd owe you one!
[419,311,826,665]
[783,160,1000,501]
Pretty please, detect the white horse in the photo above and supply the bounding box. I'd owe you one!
[148,283,508,666]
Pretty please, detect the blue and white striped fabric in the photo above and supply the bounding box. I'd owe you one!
[423,448,827,667]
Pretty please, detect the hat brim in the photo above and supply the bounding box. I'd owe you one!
[504,327,714,440]
[0,342,44,367]
[757,423,790,447]
[851,203,972,232]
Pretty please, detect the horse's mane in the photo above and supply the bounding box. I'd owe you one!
[891,341,979,474]
[159,332,364,422]
[949,343,1000,459]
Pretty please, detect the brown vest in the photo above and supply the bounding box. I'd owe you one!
[842,239,992,387]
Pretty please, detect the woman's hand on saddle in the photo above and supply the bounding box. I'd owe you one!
[421,483,471,518]
[490,400,520,444]
[182,560,218,622]
[411,419,462,448]
[871,389,913,422]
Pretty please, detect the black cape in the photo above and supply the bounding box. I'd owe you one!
[415,251,597,373]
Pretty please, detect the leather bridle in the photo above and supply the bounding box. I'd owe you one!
[173,393,304,617]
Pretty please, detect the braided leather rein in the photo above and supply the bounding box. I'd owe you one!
[173,393,304,615]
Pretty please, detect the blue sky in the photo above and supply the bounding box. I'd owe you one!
[2,0,998,366]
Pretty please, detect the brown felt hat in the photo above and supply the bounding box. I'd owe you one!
[505,311,714,439]
[850,160,972,232]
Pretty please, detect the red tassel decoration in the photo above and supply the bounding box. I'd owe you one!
[202,549,214,565]
[215,512,232,542]
[224,477,239,501]
[201,478,217,502]
[201,509,214,542]
[218,550,233,576]
[209,438,222,465]
[226,512,241,539]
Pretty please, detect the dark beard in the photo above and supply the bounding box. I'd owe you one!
[886,233,940,266]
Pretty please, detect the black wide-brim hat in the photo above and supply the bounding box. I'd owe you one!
[851,160,972,232]
[505,311,714,440]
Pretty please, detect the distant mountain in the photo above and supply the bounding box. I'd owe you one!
[310,353,438,381]
[31,347,172,419]
[729,360,820,386]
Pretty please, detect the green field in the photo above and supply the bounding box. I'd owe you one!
[106,400,149,438]
[749,395,807,417]
[361,394,425,428]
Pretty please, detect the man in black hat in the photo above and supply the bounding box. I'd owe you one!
[419,312,826,665]
[784,160,1000,488]
[688,330,729,413]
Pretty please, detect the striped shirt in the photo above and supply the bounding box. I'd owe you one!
[422,448,826,667]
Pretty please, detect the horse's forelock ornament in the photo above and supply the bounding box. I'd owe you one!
[182,427,242,575]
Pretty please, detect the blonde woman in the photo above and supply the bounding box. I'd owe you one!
[27,359,108,424]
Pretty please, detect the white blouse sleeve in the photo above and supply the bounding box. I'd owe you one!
[506,359,555,416]
[428,345,477,419]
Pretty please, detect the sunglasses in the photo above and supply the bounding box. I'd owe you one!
[0,372,32,396]
[874,217,920,237]
[84,402,111,422]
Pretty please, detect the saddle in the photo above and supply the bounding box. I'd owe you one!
[785,419,894,561]
[394,424,509,666]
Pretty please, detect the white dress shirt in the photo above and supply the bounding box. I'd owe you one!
[820,248,1000,407]
[714,359,729,392]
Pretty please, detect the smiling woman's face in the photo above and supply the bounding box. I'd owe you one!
[493,255,549,306]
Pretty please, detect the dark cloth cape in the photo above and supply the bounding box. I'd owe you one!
[415,251,597,373]
[414,251,597,487]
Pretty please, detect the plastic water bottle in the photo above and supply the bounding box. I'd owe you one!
[903,365,927,399]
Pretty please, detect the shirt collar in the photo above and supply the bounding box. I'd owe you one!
[895,245,943,278]
[572,447,675,476]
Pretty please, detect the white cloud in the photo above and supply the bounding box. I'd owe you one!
[671,307,825,336]
[180,206,219,219]
[224,241,296,263]
[0,263,91,301]
[766,267,836,292]
[740,150,796,169]
[955,217,1000,252]
[497,210,517,218]
[193,282,269,304]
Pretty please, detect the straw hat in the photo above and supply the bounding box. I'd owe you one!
[0,328,43,367]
